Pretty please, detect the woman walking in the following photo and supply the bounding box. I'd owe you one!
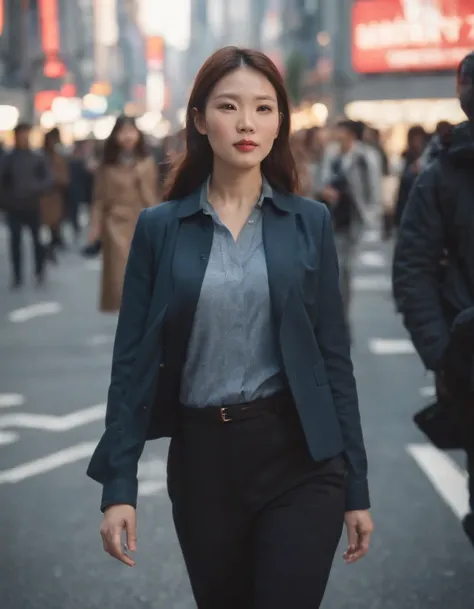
[87,47,373,608]
[87,116,158,313]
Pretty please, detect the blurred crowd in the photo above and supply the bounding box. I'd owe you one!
[0,112,452,320]
[290,118,454,231]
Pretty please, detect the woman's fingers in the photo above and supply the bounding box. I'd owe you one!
[126,517,137,553]
[100,505,137,567]
[344,529,370,564]
[101,527,136,567]
[343,510,373,564]
[108,531,136,567]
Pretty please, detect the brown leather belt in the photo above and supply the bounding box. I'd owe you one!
[179,389,294,424]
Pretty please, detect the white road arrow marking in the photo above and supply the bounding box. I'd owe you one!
[407,443,469,520]
[7,302,62,323]
[0,447,167,487]
[0,403,106,431]
[0,442,98,484]
[0,394,25,408]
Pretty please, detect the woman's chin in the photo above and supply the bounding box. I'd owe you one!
[221,154,262,172]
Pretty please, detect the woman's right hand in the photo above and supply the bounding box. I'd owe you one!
[100,504,137,567]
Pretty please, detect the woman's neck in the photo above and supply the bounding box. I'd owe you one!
[119,150,136,164]
[208,163,262,211]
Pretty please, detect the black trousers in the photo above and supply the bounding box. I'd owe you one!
[167,394,347,609]
[6,208,44,283]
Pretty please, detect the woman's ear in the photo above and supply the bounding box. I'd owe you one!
[193,108,207,135]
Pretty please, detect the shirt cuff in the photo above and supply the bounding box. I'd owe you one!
[100,477,138,513]
[345,476,371,512]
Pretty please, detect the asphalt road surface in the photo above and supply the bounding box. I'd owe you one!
[1,222,473,609]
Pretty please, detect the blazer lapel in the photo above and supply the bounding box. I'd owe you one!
[263,192,297,333]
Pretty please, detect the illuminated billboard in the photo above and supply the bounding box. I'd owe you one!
[352,0,474,73]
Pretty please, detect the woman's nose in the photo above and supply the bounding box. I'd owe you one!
[237,112,256,133]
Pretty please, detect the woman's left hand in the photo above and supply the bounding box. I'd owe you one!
[343,510,374,564]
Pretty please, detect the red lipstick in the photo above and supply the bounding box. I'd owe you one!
[234,139,258,152]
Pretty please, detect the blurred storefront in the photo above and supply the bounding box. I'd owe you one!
[347,0,474,154]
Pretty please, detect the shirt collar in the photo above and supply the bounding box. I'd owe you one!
[200,175,273,214]
[176,181,293,219]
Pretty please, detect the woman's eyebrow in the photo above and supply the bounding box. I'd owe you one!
[213,93,277,102]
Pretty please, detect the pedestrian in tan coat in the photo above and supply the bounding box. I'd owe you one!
[88,116,158,313]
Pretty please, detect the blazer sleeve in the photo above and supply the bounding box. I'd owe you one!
[86,208,155,511]
[316,206,370,511]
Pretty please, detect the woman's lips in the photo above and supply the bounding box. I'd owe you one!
[234,143,257,153]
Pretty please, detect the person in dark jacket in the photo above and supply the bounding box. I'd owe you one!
[0,122,52,288]
[392,51,474,546]
[419,120,453,170]
[393,125,427,227]
[67,140,95,239]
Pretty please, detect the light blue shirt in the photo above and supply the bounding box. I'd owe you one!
[179,177,285,407]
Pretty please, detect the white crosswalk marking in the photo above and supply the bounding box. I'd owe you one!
[353,274,391,291]
[358,251,386,268]
[138,480,167,496]
[0,431,19,446]
[86,334,114,346]
[407,443,469,520]
[369,338,415,355]
[137,457,167,497]
[0,394,25,408]
[7,302,62,323]
[419,386,436,398]
[0,404,106,431]
[0,442,98,484]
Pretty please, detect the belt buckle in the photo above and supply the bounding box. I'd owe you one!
[220,407,231,423]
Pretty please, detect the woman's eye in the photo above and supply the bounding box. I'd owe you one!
[258,105,272,113]
[219,103,235,110]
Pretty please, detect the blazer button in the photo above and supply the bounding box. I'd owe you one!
[159,363,164,368]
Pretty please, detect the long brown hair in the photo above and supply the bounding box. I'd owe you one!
[102,115,148,165]
[164,46,299,201]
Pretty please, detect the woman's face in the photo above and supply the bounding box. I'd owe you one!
[116,122,140,152]
[195,67,281,171]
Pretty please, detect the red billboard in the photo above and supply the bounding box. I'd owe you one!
[38,0,66,78]
[146,36,164,70]
[352,0,474,73]
[39,0,60,55]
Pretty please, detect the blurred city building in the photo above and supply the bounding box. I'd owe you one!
[0,0,469,153]
[346,0,471,154]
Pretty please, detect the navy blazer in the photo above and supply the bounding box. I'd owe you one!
[86,189,370,512]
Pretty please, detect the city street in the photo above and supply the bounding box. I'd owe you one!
[1,223,473,609]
